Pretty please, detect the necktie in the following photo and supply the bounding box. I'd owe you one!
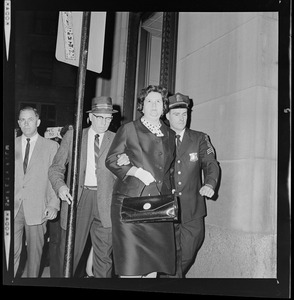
[176,134,181,150]
[94,134,100,169]
[23,138,30,174]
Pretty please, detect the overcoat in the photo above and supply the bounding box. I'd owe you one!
[14,135,60,225]
[105,119,176,197]
[105,119,177,275]
[48,127,116,229]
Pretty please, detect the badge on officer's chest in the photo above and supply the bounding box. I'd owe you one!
[189,152,198,162]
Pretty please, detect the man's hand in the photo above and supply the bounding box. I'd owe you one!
[58,185,73,205]
[199,185,215,198]
[44,207,58,220]
[117,153,130,166]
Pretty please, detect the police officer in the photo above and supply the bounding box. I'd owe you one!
[164,92,220,278]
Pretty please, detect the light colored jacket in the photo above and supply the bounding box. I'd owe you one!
[14,134,60,225]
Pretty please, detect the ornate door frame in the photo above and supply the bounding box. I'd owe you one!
[122,12,178,123]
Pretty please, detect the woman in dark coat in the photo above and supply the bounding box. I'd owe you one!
[105,85,176,278]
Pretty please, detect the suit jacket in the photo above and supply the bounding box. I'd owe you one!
[175,128,220,223]
[14,134,60,225]
[105,119,176,197]
[48,127,116,230]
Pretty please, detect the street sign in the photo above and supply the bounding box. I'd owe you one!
[55,11,106,73]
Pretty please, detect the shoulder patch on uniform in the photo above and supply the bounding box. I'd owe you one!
[205,134,215,155]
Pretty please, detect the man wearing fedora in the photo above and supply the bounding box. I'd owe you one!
[49,96,121,277]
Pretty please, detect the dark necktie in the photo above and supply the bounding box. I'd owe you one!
[176,134,181,151]
[23,138,30,174]
[94,134,100,168]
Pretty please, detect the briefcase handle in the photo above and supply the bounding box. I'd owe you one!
[139,181,162,197]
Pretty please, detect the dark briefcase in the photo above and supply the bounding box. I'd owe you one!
[121,186,179,223]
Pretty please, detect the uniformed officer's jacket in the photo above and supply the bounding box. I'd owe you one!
[175,128,219,223]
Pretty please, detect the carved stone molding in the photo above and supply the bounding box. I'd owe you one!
[159,12,178,94]
[122,12,142,123]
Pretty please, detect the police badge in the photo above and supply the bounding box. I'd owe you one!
[189,152,198,162]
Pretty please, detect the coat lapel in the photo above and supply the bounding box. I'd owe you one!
[79,128,89,174]
[133,119,175,169]
[98,131,112,158]
[178,129,192,158]
[160,122,174,166]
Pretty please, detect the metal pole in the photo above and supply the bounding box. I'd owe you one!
[63,11,91,278]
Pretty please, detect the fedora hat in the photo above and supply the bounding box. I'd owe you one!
[86,96,118,114]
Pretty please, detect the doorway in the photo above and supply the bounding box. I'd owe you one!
[122,12,178,123]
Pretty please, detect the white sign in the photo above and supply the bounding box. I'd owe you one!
[45,127,63,139]
[55,11,106,73]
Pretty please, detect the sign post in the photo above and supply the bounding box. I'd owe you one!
[55,10,106,277]
[63,11,90,278]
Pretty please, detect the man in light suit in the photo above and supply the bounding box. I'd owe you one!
[48,96,119,278]
[14,106,60,277]
[164,93,220,278]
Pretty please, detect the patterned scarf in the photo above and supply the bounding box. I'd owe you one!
[141,117,164,137]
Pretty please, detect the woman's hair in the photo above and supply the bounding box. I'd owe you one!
[137,85,169,115]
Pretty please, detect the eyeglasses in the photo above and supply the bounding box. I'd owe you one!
[92,114,113,123]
